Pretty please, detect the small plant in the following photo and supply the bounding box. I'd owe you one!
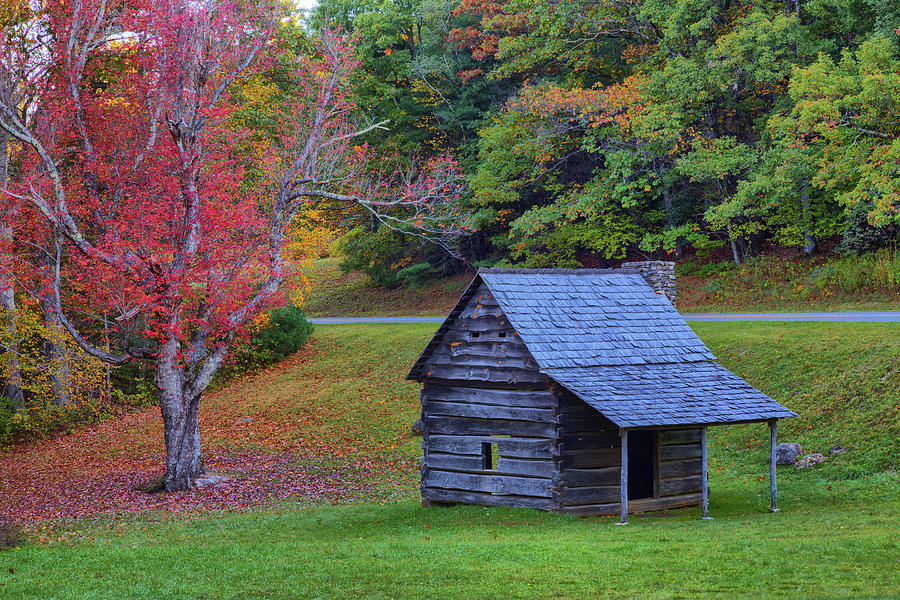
[0,520,25,550]
[807,249,900,294]
[703,280,724,294]
[676,259,734,278]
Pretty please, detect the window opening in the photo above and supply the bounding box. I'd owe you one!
[481,442,499,471]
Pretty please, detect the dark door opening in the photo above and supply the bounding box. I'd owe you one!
[627,430,655,500]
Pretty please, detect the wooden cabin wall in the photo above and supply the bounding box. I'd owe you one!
[556,391,622,512]
[420,283,548,386]
[656,429,703,503]
[420,382,558,510]
[555,391,704,516]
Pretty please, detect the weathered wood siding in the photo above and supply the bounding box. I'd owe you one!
[556,390,703,516]
[556,390,622,510]
[420,283,548,386]
[421,382,557,510]
[657,428,703,499]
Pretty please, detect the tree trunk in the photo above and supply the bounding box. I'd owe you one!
[0,274,24,408]
[728,224,742,266]
[156,335,205,491]
[0,131,24,408]
[800,182,817,254]
[730,238,742,266]
[162,389,204,491]
[662,188,683,258]
[40,294,74,406]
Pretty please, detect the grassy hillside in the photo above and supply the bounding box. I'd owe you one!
[302,258,470,317]
[301,255,900,317]
[677,253,900,313]
[2,322,898,598]
[698,322,900,477]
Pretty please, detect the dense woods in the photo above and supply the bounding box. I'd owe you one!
[314,0,900,276]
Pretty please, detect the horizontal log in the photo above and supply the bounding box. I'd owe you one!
[424,384,552,408]
[659,475,703,496]
[559,407,603,419]
[436,341,533,360]
[449,315,513,332]
[423,488,554,511]
[659,429,702,445]
[659,443,702,461]
[560,493,703,516]
[559,415,613,434]
[422,450,485,473]
[559,467,619,487]
[562,430,620,451]
[423,452,554,479]
[445,331,522,344]
[658,458,702,479]
[422,364,548,385]
[561,447,621,468]
[559,485,621,505]
[425,452,485,471]
[427,435,553,459]
[423,470,552,497]
[557,393,590,409]
[425,416,555,438]
[427,352,538,371]
[424,400,554,423]
[459,303,503,319]
[497,457,555,478]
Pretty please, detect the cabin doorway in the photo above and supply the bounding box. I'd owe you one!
[627,430,656,500]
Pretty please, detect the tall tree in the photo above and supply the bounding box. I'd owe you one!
[0,0,466,490]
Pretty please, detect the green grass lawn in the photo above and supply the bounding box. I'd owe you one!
[3,322,899,598]
[4,473,899,599]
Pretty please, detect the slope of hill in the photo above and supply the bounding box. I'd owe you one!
[301,255,900,318]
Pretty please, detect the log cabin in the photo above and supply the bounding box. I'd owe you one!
[407,264,795,522]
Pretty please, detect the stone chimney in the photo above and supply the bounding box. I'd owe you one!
[620,261,677,306]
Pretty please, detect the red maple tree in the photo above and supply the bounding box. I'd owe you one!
[0,0,467,490]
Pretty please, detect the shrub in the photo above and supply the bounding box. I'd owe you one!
[808,249,900,294]
[252,305,314,362]
[395,262,441,288]
[223,306,314,380]
[337,226,462,289]
[0,393,111,448]
[838,202,898,255]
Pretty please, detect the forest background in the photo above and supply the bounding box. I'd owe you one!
[313,0,900,286]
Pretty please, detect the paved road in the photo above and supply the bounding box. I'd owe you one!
[682,312,900,322]
[310,312,900,325]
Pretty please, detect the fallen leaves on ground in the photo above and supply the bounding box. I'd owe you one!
[0,337,422,531]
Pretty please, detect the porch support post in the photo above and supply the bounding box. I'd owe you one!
[618,428,628,525]
[769,419,779,512]
[701,426,711,519]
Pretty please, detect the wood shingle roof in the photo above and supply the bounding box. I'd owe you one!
[408,268,795,428]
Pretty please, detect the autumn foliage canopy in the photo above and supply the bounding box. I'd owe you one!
[0,0,467,489]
